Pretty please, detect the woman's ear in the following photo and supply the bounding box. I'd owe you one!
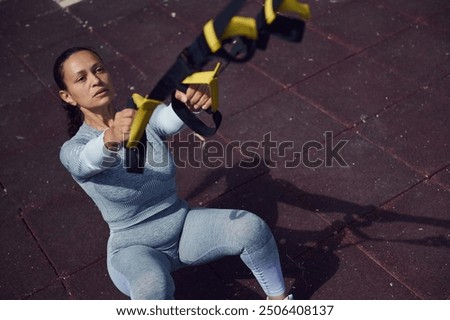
[59,90,77,106]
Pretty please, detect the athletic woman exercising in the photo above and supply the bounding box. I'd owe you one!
[54,47,292,300]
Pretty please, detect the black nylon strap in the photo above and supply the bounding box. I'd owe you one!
[171,94,222,137]
[125,97,147,173]
[125,0,309,173]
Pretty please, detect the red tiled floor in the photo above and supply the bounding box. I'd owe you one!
[291,53,418,127]
[1,0,449,300]
[431,166,450,191]
[64,259,127,299]
[24,281,69,300]
[357,87,450,176]
[271,130,423,228]
[309,0,414,50]
[366,22,450,86]
[347,181,450,299]
[250,27,355,86]
[23,191,109,276]
[378,0,450,18]
[0,210,58,299]
[291,229,420,299]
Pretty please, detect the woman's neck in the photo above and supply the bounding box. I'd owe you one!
[81,104,115,131]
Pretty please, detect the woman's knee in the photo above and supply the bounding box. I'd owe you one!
[108,246,175,300]
[232,210,272,252]
[130,272,175,300]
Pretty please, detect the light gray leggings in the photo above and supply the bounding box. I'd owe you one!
[107,199,285,299]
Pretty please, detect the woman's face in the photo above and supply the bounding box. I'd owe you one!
[59,50,115,111]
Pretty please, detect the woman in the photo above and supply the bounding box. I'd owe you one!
[54,46,291,300]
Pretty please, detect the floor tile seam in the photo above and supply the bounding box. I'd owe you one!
[16,209,66,288]
[62,8,140,74]
[307,0,361,22]
[0,136,64,165]
[311,17,420,58]
[58,254,107,279]
[215,85,288,134]
[1,2,67,31]
[5,13,90,58]
[375,0,450,24]
[0,125,66,155]
[279,212,353,262]
[427,165,450,193]
[349,72,450,129]
[361,49,434,87]
[275,49,421,126]
[68,1,176,31]
[196,128,357,188]
[15,188,82,214]
[415,10,450,32]
[205,264,232,289]
[288,89,354,130]
[371,178,426,214]
[18,203,107,280]
[75,25,148,82]
[344,228,425,299]
[349,85,423,129]
[426,72,450,99]
[223,77,287,120]
[360,27,450,85]
[246,60,291,89]
[305,12,425,69]
[354,130,431,178]
[368,0,423,22]
[152,1,205,32]
[0,186,25,212]
[0,180,7,198]
[12,47,66,101]
[20,278,69,300]
[306,23,362,53]
[198,168,271,207]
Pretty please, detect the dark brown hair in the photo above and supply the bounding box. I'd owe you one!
[53,47,103,137]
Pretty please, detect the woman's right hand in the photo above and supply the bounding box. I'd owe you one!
[104,108,136,143]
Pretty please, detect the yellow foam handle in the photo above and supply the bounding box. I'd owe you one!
[204,16,259,53]
[182,63,221,112]
[265,0,277,24]
[265,0,311,24]
[203,20,222,53]
[279,0,311,21]
[126,93,162,148]
[222,16,258,41]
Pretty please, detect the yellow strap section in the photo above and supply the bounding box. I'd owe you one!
[126,93,162,148]
[204,1,311,53]
[265,0,276,24]
[182,63,221,112]
[265,0,311,24]
[203,20,222,53]
[279,0,311,21]
[222,16,258,41]
[204,16,258,53]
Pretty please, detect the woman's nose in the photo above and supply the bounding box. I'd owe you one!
[90,73,103,85]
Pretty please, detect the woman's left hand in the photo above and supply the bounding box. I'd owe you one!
[175,84,212,112]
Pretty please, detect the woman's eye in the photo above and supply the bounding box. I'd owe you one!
[76,76,86,82]
[96,66,105,73]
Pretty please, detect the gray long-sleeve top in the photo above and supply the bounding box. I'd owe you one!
[59,103,185,231]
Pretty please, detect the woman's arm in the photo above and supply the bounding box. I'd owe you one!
[150,85,213,138]
[60,131,121,180]
[60,108,136,180]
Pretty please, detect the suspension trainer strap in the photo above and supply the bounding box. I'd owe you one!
[125,0,311,173]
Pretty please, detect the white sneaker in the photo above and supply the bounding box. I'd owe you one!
[267,294,294,300]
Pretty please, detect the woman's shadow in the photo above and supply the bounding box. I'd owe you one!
[173,155,450,299]
[174,157,343,299]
